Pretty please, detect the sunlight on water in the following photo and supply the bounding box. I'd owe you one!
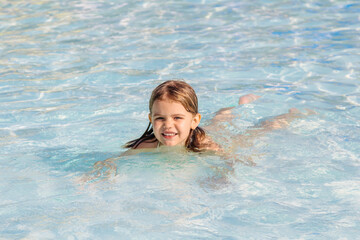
[1,0,360,239]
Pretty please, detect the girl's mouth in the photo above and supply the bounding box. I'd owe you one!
[162,132,177,138]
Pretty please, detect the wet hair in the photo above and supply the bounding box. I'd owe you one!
[125,80,206,152]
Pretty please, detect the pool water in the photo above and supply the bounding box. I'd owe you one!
[1,0,360,239]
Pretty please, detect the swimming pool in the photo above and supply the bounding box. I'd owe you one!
[1,0,359,239]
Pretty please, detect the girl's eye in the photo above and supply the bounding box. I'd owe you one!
[155,117,164,121]
[174,117,182,120]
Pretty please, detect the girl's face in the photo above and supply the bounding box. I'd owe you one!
[149,98,201,147]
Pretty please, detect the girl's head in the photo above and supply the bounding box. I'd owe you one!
[148,80,202,148]
[125,80,206,151]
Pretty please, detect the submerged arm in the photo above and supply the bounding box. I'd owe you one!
[79,149,140,184]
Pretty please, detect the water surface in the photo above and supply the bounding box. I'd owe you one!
[1,0,359,239]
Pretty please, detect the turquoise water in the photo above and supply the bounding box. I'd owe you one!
[1,0,360,239]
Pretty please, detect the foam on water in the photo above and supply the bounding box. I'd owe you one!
[1,0,360,239]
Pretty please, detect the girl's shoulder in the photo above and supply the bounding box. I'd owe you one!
[200,135,222,152]
[135,139,158,149]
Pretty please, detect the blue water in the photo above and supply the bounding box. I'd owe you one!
[1,0,360,239]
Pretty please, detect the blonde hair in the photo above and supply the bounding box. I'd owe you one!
[125,80,206,151]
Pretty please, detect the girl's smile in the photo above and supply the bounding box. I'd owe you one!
[149,98,201,147]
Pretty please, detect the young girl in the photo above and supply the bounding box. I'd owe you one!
[125,80,310,153]
[84,80,313,181]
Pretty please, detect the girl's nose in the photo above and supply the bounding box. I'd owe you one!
[164,118,173,128]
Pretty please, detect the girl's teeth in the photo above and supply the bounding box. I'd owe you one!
[163,133,176,136]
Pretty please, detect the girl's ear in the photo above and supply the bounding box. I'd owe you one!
[148,113,152,123]
[191,113,201,129]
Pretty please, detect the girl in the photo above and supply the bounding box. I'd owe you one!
[125,80,309,152]
[83,80,313,182]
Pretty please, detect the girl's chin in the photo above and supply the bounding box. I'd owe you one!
[162,143,180,147]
